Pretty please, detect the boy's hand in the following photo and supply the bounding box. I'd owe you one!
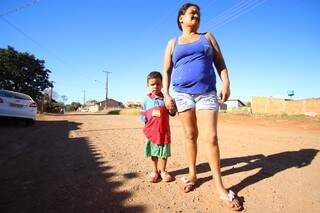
[168,107,177,116]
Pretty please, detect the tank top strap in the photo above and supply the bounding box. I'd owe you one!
[174,37,178,47]
[199,33,206,40]
[171,37,178,54]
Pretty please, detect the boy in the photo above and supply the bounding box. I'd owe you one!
[140,71,175,183]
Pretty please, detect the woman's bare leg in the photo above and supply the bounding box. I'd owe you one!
[178,109,198,181]
[197,110,240,209]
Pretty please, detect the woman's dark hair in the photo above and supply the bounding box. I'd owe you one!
[147,71,162,83]
[177,3,200,31]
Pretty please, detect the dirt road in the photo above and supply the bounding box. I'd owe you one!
[0,114,319,212]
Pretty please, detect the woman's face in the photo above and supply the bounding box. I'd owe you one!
[180,6,200,28]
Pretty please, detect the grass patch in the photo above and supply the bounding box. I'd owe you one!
[108,108,140,115]
[220,108,319,122]
[252,113,320,122]
[119,108,140,115]
[107,109,121,115]
[223,107,252,115]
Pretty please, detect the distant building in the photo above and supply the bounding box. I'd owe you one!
[79,100,99,112]
[125,101,142,108]
[220,99,246,110]
[98,99,124,109]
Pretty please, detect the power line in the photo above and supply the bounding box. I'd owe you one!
[143,0,185,36]
[203,0,268,31]
[1,16,71,66]
[0,0,41,17]
[136,0,267,67]
[211,0,268,31]
[203,0,256,27]
[0,0,73,67]
[199,0,219,15]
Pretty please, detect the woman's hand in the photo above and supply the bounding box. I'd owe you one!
[219,83,230,103]
[164,94,176,114]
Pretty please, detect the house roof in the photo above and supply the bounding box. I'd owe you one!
[226,99,245,106]
[97,98,123,104]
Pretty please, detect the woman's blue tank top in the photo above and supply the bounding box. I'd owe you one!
[171,34,216,94]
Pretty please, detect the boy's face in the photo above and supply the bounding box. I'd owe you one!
[147,78,162,96]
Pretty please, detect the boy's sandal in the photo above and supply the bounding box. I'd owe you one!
[219,190,242,211]
[148,171,159,183]
[180,176,196,193]
[160,171,174,182]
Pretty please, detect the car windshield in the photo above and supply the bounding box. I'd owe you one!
[0,90,31,100]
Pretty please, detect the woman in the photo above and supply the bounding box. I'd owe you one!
[162,2,241,211]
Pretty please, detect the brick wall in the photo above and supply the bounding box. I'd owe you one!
[251,96,320,116]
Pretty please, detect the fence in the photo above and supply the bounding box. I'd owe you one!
[251,96,320,116]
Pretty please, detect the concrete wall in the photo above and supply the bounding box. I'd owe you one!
[226,101,240,109]
[251,96,320,116]
[88,105,99,112]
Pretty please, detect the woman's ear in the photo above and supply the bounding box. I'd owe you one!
[179,15,183,24]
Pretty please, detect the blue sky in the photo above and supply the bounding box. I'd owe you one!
[1,0,319,104]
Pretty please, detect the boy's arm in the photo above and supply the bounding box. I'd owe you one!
[139,102,147,123]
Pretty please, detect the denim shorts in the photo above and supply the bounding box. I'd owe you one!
[173,90,220,112]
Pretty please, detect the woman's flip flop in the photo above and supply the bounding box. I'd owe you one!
[180,176,196,193]
[219,190,242,211]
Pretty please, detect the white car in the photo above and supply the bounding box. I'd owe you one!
[0,89,37,125]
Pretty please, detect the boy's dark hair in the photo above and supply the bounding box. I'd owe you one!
[177,3,200,31]
[147,71,162,83]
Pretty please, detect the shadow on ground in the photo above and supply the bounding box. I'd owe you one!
[0,118,144,212]
[171,149,319,193]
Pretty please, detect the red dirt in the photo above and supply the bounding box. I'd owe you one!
[0,113,319,212]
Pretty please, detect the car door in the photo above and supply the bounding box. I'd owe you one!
[0,90,15,116]
[10,93,34,117]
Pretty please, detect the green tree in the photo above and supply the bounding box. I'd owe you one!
[65,102,81,112]
[61,95,68,103]
[0,46,53,100]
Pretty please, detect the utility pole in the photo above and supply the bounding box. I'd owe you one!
[50,87,53,104]
[49,81,55,104]
[49,81,55,111]
[103,71,111,110]
[82,89,86,106]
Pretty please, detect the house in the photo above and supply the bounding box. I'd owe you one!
[97,99,124,109]
[125,101,142,108]
[220,99,246,110]
[79,100,99,112]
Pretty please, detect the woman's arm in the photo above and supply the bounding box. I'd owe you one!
[162,38,176,111]
[206,32,230,103]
